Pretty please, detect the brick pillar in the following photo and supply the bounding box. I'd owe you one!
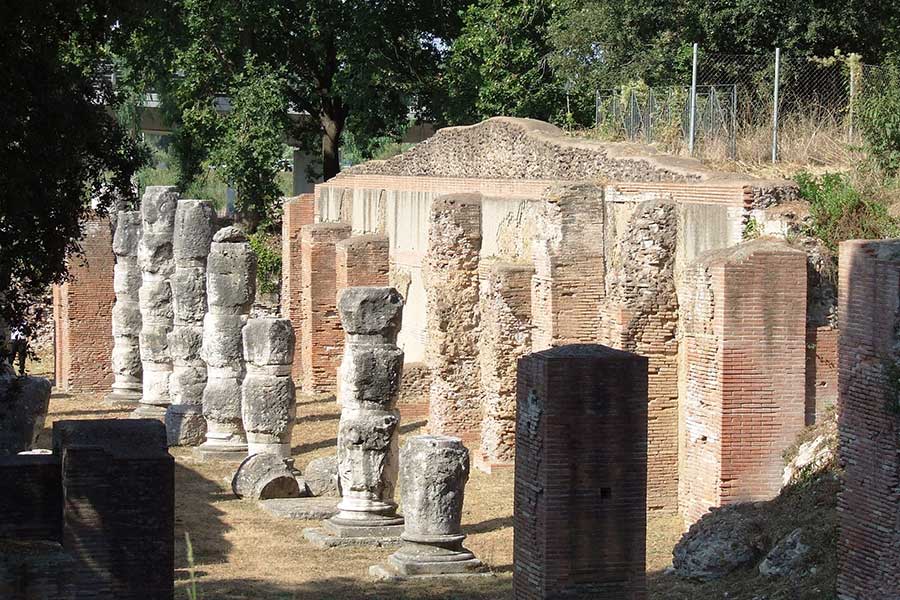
[836,239,900,599]
[423,194,482,443]
[514,344,647,600]
[52,216,115,392]
[300,222,351,395]
[679,238,806,526]
[335,234,390,292]
[477,262,533,472]
[598,201,678,511]
[281,194,315,381]
[531,184,604,351]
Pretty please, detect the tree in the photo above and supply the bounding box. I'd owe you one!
[442,0,563,125]
[548,0,900,94]
[0,2,147,335]
[117,0,459,214]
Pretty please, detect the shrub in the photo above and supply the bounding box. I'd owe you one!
[858,61,900,176]
[795,171,900,252]
[248,232,281,296]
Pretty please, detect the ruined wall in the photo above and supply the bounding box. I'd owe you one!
[281,194,315,381]
[514,345,647,599]
[836,239,900,600]
[679,239,807,525]
[299,223,351,395]
[423,194,482,442]
[478,262,533,471]
[53,216,115,392]
[599,200,679,512]
[335,234,390,292]
[531,184,605,351]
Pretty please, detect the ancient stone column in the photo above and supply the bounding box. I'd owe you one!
[165,200,214,446]
[132,186,178,419]
[371,435,483,578]
[195,226,257,460]
[242,317,296,457]
[304,286,405,546]
[105,210,143,405]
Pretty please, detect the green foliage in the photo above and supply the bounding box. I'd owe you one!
[443,0,564,124]
[212,59,289,229]
[0,2,147,333]
[743,217,762,240]
[858,60,900,176]
[796,171,900,252]
[248,232,282,296]
[548,0,900,95]
[184,532,199,600]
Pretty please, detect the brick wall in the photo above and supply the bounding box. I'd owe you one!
[53,216,116,392]
[806,324,838,424]
[599,200,679,512]
[335,234,390,292]
[514,344,647,599]
[0,455,62,542]
[281,194,315,381]
[299,223,351,394]
[531,185,605,351]
[836,239,900,599]
[478,262,533,472]
[679,239,807,526]
[423,194,482,443]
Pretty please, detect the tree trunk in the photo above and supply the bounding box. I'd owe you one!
[321,112,343,181]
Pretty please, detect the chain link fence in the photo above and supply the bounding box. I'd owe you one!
[588,47,878,165]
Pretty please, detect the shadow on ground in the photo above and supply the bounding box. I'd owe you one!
[179,575,513,600]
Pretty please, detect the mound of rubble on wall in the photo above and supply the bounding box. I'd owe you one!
[652,414,839,599]
[345,117,709,183]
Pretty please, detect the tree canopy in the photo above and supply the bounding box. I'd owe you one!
[117,0,461,227]
[0,2,146,334]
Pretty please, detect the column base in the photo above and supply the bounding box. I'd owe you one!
[165,405,207,447]
[193,439,248,462]
[369,558,487,580]
[102,389,142,407]
[259,497,339,520]
[303,514,404,547]
[246,441,291,458]
[129,403,167,421]
[370,536,485,578]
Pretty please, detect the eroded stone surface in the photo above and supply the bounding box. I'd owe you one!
[373,435,482,578]
[241,318,296,457]
[673,505,767,581]
[197,226,257,458]
[166,200,214,446]
[232,453,301,500]
[107,210,143,405]
[423,194,482,440]
[318,287,405,544]
[133,187,178,418]
[304,454,340,497]
[0,372,51,455]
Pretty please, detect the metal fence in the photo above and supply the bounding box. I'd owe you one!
[590,46,877,164]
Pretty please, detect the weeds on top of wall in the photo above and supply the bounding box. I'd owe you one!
[795,171,900,253]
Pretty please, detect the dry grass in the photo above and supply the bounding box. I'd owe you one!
[37,385,690,600]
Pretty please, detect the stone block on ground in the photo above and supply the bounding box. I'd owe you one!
[0,374,52,455]
[231,453,301,500]
[303,454,340,497]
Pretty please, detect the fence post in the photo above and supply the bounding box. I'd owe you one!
[847,54,861,142]
[731,84,737,160]
[771,47,781,163]
[688,43,699,155]
[595,89,600,129]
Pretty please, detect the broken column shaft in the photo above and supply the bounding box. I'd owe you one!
[132,186,178,419]
[106,210,143,405]
[165,199,214,446]
[195,226,257,460]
